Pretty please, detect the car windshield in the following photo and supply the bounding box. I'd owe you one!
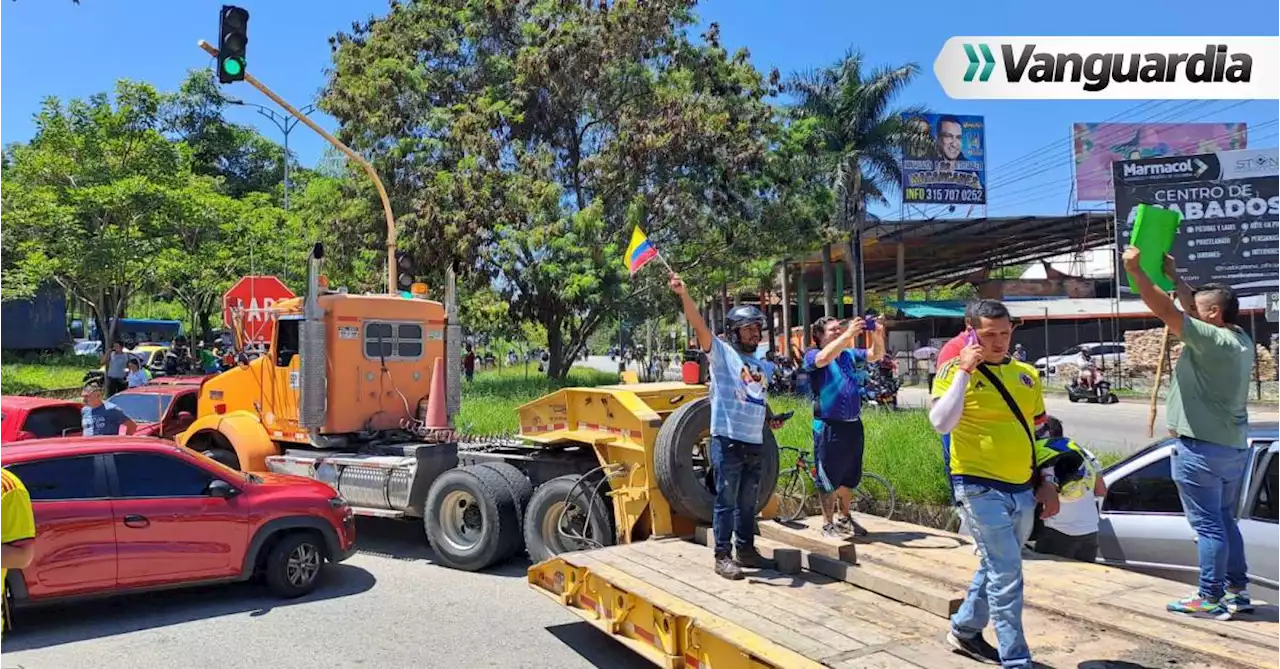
[109,393,173,423]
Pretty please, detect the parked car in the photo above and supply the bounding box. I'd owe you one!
[1098,423,1278,604]
[0,397,83,443]
[1034,342,1125,376]
[2,437,356,624]
[108,384,200,439]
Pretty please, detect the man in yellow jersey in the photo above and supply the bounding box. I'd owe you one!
[929,299,1057,668]
[2,468,37,628]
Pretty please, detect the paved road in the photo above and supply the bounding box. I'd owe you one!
[899,386,1279,455]
[4,518,650,669]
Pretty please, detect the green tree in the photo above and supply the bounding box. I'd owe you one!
[2,81,187,348]
[322,0,791,377]
[788,52,930,313]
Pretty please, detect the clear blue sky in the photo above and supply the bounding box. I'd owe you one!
[4,0,1277,219]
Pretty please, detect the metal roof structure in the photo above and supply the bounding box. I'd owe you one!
[792,213,1116,292]
[887,294,1271,321]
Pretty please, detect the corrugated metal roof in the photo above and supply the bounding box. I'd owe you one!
[889,295,1268,321]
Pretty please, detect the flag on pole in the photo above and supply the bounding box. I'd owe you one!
[625,226,659,275]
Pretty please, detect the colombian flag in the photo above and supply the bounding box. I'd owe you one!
[625,226,659,275]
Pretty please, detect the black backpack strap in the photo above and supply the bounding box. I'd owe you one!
[976,364,1037,479]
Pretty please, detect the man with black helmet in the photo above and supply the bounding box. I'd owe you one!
[670,273,789,580]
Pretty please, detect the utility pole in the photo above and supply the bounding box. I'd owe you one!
[222,97,315,211]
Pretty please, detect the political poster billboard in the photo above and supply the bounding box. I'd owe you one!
[1113,147,1278,297]
[901,113,986,205]
[1073,122,1248,201]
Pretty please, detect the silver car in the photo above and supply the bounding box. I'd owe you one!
[1098,423,1278,604]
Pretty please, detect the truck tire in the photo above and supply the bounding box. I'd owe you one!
[523,475,614,564]
[423,465,520,571]
[474,461,534,556]
[202,448,241,470]
[654,397,779,524]
[263,531,326,598]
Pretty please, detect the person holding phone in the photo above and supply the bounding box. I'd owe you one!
[928,299,1055,668]
[803,315,885,538]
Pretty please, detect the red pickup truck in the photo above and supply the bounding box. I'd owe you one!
[0,396,83,443]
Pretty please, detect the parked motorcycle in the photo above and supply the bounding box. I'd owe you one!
[1066,378,1118,404]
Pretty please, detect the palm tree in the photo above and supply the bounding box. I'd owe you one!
[788,51,930,315]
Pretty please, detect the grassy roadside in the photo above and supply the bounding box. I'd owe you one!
[1,352,93,396]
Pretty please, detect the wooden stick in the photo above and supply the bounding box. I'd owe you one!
[1147,323,1173,439]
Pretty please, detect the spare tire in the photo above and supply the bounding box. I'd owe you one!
[423,465,521,571]
[653,397,779,524]
[523,474,615,564]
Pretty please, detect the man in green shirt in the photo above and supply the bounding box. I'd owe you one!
[1123,247,1253,620]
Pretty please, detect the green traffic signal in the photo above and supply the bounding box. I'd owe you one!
[222,58,244,76]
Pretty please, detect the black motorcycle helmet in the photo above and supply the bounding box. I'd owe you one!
[724,305,766,354]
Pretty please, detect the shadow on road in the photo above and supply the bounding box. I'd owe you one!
[353,517,534,579]
[4,563,376,652]
[544,621,653,669]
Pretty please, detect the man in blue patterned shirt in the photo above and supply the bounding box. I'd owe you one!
[670,273,789,580]
[804,316,884,538]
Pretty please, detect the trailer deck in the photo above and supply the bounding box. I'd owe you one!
[529,516,1278,669]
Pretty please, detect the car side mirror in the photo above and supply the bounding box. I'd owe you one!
[177,411,194,421]
[207,479,240,499]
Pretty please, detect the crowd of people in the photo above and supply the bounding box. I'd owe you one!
[668,244,1258,667]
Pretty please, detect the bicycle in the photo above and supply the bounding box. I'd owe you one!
[774,445,896,523]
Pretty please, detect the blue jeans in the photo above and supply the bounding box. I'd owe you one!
[1171,436,1251,600]
[710,436,762,556]
[952,482,1036,668]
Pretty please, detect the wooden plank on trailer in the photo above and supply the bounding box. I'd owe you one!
[560,550,827,669]
[631,538,895,647]
[585,545,840,660]
[1105,587,1280,648]
[699,525,963,618]
[758,517,858,563]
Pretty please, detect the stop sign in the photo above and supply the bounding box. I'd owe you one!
[223,276,295,346]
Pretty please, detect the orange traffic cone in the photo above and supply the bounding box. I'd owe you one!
[423,356,449,429]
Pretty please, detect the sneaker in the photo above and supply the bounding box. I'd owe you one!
[837,515,868,537]
[1167,595,1231,620]
[945,631,1000,664]
[735,547,776,570]
[1224,590,1255,614]
[714,554,744,580]
[821,522,843,539]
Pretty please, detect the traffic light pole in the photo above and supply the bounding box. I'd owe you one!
[199,39,399,295]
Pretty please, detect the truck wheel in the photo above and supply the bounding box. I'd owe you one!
[654,397,779,524]
[423,465,520,571]
[263,531,326,598]
[202,448,241,470]
[474,462,534,556]
[523,475,614,564]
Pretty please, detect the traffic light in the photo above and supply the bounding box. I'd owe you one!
[218,5,250,84]
[396,251,417,292]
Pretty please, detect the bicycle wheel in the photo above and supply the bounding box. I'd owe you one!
[851,471,896,520]
[774,467,812,522]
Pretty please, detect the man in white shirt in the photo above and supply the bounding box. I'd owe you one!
[1034,417,1106,562]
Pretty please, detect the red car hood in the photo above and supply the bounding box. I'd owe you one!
[246,471,340,497]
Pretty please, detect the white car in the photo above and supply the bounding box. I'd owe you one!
[1034,342,1125,375]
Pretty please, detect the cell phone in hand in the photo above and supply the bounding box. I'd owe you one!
[864,316,877,332]
[965,329,978,346]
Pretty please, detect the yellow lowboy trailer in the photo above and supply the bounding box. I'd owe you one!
[530,518,1279,669]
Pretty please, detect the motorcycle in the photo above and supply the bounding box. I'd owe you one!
[1066,377,1118,404]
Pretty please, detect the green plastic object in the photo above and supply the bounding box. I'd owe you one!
[1127,204,1180,291]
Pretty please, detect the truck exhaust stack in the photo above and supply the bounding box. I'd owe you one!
[299,242,327,430]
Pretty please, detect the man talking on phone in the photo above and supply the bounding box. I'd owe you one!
[929,299,1055,668]
[804,315,885,538]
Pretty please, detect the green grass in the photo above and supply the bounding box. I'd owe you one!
[1,351,94,396]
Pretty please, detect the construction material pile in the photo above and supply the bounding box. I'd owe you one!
[1122,327,1275,379]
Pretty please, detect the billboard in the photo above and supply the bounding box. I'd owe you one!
[1113,147,1278,297]
[902,113,986,205]
[1073,122,1248,201]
